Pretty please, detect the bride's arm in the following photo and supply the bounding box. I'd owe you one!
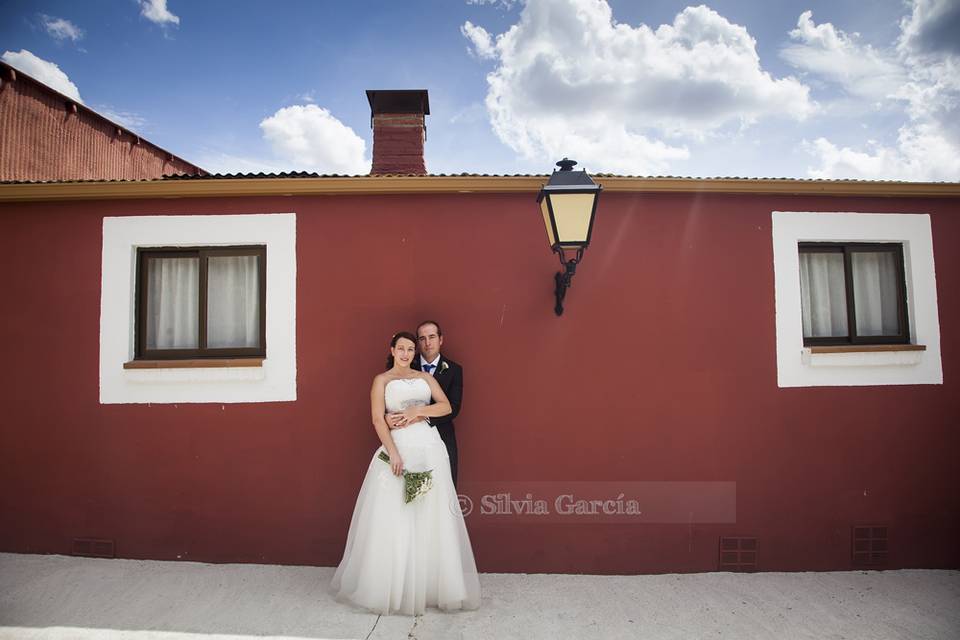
[399,374,452,422]
[371,375,403,475]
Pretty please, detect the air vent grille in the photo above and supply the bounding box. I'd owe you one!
[852,525,888,566]
[719,536,758,571]
[72,537,115,558]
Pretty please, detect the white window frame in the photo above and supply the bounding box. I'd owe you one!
[772,211,942,388]
[99,213,297,404]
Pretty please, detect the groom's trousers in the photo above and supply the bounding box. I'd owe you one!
[436,424,458,490]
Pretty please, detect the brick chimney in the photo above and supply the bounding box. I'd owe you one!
[366,89,429,175]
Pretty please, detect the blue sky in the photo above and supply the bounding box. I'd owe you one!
[2,0,959,180]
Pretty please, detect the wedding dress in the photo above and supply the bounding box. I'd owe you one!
[331,377,481,615]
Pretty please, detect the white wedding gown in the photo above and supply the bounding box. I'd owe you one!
[331,377,481,615]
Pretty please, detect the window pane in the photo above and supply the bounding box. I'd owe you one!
[852,251,901,336]
[207,255,260,348]
[799,252,848,338]
[145,257,199,349]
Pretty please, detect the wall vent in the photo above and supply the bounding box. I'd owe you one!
[72,537,115,558]
[852,525,888,566]
[719,536,758,571]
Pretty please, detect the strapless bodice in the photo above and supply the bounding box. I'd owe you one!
[384,377,437,453]
[384,377,431,413]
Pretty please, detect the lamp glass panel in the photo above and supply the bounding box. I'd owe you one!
[540,198,556,246]
[548,193,595,245]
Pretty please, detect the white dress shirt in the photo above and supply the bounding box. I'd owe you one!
[420,354,441,376]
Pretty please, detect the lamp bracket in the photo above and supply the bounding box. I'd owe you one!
[553,247,584,316]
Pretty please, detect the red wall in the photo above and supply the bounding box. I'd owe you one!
[0,191,957,573]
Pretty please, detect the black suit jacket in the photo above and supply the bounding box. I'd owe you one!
[412,354,462,431]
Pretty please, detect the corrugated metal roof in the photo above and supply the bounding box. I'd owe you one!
[162,171,332,180]
[0,60,204,178]
[0,177,173,185]
[163,171,960,184]
[2,172,954,185]
[164,172,556,180]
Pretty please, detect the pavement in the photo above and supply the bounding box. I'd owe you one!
[1,553,958,639]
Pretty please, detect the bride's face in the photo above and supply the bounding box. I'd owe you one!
[391,337,416,368]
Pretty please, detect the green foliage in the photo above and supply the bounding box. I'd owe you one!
[378,451,434,503]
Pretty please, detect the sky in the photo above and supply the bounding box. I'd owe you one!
[2,0,959,180]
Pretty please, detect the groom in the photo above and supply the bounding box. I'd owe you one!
[391,320,464,488]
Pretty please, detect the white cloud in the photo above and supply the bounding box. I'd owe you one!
[899,0,960,57]
[895,1,960,145]
[95,106,147,132]
[192,150,288,176]
[805,123,960,181]
[41,15,84,42]
[1,49,83,103]
[461,21,496,59]
[791,2,960,180]
[466,0,518,8]
[259,104,369,174]
[464,0,813,174]
[893,58,960,146]
[140,0,180,26]
[449,102,487,124]
[781,11,905,101]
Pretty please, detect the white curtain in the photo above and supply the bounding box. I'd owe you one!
[799,252,848,338]
[146,257,199,349]
[207,255,260,348]
[852,252,900,336]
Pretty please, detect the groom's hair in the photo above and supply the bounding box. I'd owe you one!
[416,320,442,336]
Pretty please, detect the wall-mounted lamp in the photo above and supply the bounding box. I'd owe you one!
[537,158,601,316]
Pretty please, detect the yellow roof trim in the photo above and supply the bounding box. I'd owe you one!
[1,175,959,202]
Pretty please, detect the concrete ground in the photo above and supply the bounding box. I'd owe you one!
[1,553,958,639]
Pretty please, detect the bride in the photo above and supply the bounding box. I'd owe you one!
[331,331,481,615]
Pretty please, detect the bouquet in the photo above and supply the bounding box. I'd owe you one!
[378,451,433,503]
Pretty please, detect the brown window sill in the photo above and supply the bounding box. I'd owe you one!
[807,344,926,354]
[123,358,264,369]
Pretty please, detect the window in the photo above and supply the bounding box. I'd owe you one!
[799,243,908,346]
[99,213,296,404]
[136,246,266,359]
[772,211,942,388]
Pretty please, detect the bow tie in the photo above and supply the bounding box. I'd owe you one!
[423,363,436,373]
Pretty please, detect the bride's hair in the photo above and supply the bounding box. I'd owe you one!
[386,331,418,369]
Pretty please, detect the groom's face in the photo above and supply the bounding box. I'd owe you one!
[417,323,443,362]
